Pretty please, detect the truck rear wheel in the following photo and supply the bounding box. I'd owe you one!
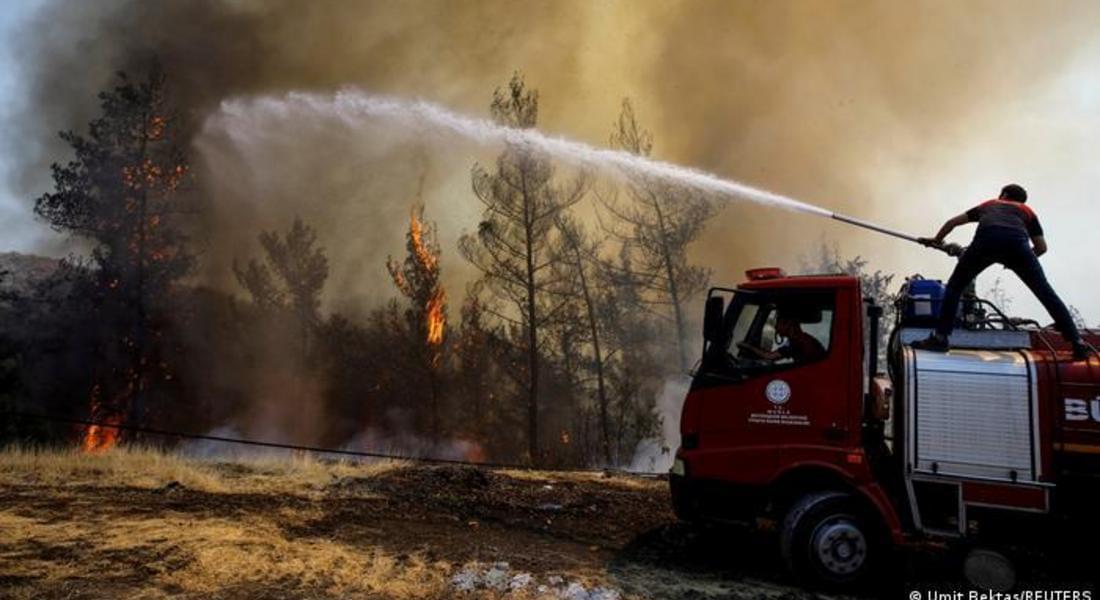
[963,548,1016,592]
[780,491,879,589]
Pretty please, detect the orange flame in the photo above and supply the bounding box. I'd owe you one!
[81,421,119,454]
[461,440,487,463]
[409,211,446,346]
[409,212,438,272]
[389,209,447,351]
[81,385,119,453]
[427,289,445,346]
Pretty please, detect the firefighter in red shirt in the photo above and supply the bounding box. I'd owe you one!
[913,184,1089,360]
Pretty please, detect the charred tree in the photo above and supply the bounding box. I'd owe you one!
[454,291,492,445]
[34,67,193,446]
[602,99,717,371]
[553,215,612,464]
[597,245,663,463]
[459,74,586,465]
[234,216,329,361]
[453,286,525,460]
[232,217,329,444]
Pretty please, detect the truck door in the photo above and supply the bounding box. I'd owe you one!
[693,289,850,484]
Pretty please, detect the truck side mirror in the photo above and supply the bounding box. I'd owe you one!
[703,296,724,343]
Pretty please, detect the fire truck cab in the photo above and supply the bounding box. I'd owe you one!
[669,268,1100,589]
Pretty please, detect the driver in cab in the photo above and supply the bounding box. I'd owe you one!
[738,311,827,363]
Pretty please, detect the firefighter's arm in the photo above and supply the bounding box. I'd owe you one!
[932,213,972,243]
[736,342,781,361]
[918,213,971,248]
[1032,235,1048,257]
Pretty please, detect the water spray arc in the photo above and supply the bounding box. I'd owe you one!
[210,90,933,250]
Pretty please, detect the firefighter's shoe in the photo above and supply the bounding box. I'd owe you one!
[911,333,949,353]
[1072,342,1091,361]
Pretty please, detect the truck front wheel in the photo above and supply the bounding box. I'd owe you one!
[780,491,880,589]
[668,475,699,523]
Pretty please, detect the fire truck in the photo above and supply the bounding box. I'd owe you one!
[669,267,1100,590]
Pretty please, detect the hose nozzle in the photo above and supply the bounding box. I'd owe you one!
[917,237,964,257]
[940,242,965,257]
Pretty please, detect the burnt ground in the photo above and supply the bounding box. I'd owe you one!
[0,462,1093,599]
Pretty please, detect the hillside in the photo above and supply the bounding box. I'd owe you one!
[0,252,58,297]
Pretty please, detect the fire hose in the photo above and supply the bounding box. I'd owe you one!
[830,212,964,257]
[1,410,668,477]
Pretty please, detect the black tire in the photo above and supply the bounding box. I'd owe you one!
[669,476,700,523]
[780,491,881,590]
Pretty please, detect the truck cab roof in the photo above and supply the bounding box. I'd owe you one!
[738,272,861,292]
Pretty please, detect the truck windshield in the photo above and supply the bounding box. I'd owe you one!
[705,291,835,373]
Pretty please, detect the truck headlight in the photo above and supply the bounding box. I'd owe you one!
[670,458,686,477]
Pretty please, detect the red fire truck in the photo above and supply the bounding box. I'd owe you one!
[669,267,1100,589]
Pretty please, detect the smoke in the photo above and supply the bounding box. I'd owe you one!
[627,377,691,473]
[7,1,1100,298]
[181,425,485,463]
[345,427,486,463]
[5,0,597,294]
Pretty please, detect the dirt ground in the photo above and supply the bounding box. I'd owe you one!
[0,448,1089,599]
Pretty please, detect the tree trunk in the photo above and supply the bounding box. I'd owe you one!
[521,179,540,466]
[652,194,689,371]
[130,114,150,427]
[570,240,611,465]
[429,366,441,442]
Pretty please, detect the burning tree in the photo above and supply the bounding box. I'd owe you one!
[34,67,193,451]
[387,205,447,439]
[602,98,717,371]
[459,74,587,465]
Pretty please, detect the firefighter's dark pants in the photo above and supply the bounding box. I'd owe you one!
[936,227,1081,342]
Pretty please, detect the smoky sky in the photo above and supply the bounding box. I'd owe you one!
[8,0,1100,314]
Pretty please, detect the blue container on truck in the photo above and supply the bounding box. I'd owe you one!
[901,277,947,327]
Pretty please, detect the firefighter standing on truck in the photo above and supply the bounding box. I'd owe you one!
[912,183,1090,360]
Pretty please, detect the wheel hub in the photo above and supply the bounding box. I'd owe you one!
[811,519,867,576]
[964,549,1016,592]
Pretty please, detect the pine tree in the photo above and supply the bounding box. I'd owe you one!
[459,74,587,465]
[387,205,447,439]
[552,215,612,464]
[234,217,329,360]
[602,99,717,371]
[34,67,193,437]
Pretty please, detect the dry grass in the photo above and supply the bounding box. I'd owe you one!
[0,509,450,599]
[0,446,453,599]
[496,468,661,491]
[0,444,405,496]
[0,446,660,599]
[0,444,659,495]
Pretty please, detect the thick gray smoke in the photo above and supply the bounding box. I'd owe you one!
[10,0,1100,283]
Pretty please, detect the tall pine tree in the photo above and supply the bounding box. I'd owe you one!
[387,205,447,439]
[459,74,587,465]
[35,67,193,440]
